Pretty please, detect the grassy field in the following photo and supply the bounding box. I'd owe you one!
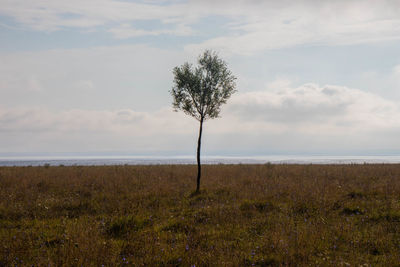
[1,164,400,266]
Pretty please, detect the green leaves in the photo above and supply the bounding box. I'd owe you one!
[171,50,236,121]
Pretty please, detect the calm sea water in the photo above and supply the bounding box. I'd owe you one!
[1,155,400,166]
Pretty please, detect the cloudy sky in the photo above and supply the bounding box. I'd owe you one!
[1,0,400,157]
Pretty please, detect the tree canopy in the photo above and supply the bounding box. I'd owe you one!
[171,50,236,121]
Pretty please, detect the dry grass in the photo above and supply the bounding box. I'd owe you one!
[1,164,400,266]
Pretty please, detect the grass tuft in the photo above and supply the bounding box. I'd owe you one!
[106,215,150,238]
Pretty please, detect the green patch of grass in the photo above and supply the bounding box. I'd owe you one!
[242,255,282,267]
[347,191,365,199]
[106,215,150,238]
[1,164,400,265]
[50,201,96,218]
[341,207,365,216]
[193,209,210,224]
[292,202,319,217]
[369,210,400,222]
[161,219,195,234]
[240,199,277,213]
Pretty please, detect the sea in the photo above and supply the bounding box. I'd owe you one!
[1,155,400,166]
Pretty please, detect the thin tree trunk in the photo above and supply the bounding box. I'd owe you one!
[196,117,204,193]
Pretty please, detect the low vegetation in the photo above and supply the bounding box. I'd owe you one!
[1,164,400,266]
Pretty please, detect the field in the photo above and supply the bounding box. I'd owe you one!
[1,164,400,266]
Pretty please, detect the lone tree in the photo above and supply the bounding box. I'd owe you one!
[171,50,236,193]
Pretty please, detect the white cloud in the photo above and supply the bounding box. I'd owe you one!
[0,0,176,30]
[209,82,400,153]
[26,75,43,92]
[0,107,192,134]
[223,83,400,131]
[353,64,400,100]
[0,44,189,110]
[1,0,400,53]
[0,106,197,153]
[394,65,400,74]
[185,1,400,55]
[388,65,400,93]
[0,0,194,35]
[2,83,400,154]
[108,23,192,38]
[393,65,400,82]
[75,80,95,91]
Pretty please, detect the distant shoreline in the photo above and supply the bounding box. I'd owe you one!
[2,155,400,166]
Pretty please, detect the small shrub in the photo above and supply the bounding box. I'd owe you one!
[341,207,364,216]
[242,255,281,266]
[162,220,194,234]
[106,215,150,238]
[215,188,230,197]
[292,202,318,217]
[44,238,62,247]
[347,191,365,199]
[369,211,400,222]
[166,257,183,266]
[248,222,267,236]
[51,201,96,218]
[193,210,210,224]
[240,200,276,213]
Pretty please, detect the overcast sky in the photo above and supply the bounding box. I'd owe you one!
[1,0,400,156]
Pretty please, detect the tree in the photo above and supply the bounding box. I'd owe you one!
[171,50,237,193]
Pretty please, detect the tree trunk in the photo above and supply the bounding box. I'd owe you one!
[196,117,204,193]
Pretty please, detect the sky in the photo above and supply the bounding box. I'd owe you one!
[1,0,400,157]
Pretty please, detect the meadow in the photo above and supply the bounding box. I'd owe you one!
[1,164,400,266]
